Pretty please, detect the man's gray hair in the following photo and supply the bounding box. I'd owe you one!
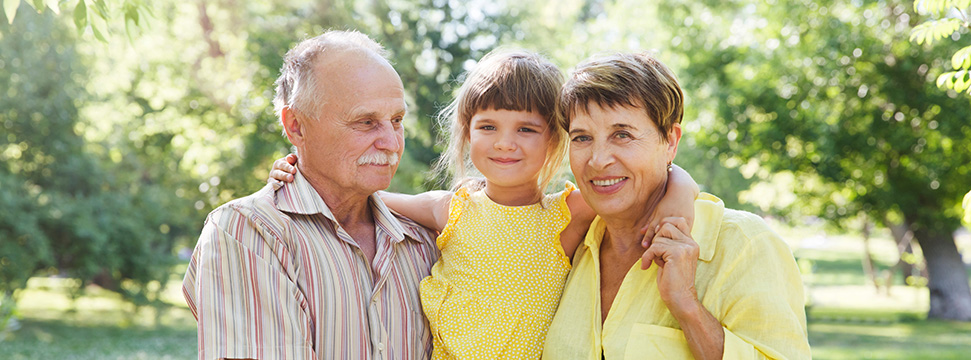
[273,30,389,120]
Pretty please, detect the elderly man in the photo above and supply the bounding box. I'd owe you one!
[182,30,439,360]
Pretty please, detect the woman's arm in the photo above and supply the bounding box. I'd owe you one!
[266,154,451,232]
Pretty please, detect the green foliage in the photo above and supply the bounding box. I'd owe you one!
[911,0,971,94]
[0,5,188,321]
[3,0,151,43]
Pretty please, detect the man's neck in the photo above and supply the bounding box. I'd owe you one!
[299,166,374,228]
[299,165,380,267]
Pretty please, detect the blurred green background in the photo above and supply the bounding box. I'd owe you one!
[1,0,970,358]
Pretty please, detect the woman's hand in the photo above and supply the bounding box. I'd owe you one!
[640,217,699,311]
[268,154,299,186]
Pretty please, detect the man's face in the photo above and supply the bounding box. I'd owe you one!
[296,49,406,200]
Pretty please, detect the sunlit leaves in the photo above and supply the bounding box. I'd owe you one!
[72,0,85,30]
[914,0,971,15]
[963,190,971,223]
[911,0,971,95]
[3,0,20,24]
[4,0,151,43]
[951,45,971,69]
[937,69,971,92]
[909,18,962,45]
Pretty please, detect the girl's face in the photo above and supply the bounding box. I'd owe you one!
[468,109,552,192]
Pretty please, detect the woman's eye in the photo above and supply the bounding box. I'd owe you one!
[615,132,632,139]
[571,135,591,142]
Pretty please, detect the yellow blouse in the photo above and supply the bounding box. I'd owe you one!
[420,183,575,360]
[543,193,810,360]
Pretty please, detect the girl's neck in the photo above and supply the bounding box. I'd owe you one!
[483,180,543,207]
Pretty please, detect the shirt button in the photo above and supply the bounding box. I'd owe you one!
[378,343,385,351]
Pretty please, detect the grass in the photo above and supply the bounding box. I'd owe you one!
[0,272,198,360]
[1,225,970,359]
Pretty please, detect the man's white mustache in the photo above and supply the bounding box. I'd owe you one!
[357,152,399,166]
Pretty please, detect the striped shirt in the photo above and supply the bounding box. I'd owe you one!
[182,171,439,360]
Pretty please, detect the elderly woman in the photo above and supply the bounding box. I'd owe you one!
[542,53,810,359]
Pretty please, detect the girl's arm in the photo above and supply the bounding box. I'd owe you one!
[560,190,596,260]
[640,164,700,248]
[377,190,451,233]
[267,154,451,232]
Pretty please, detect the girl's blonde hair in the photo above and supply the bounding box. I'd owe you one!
[435,49,567,192]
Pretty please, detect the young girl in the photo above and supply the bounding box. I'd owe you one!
[269,49,698,359]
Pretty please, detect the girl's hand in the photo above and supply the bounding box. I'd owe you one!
[268,154,299,186]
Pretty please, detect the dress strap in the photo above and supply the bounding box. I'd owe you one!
[436,187,471,250]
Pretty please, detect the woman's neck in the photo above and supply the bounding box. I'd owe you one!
[600,178,669,254]
[483,181,543,206]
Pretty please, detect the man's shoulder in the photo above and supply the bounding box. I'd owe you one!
[205,184,288,238]
[388,210,438,244]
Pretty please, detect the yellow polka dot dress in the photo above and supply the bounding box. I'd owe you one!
[420,183,575,360]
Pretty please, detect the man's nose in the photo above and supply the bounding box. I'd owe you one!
[374,121,403,152]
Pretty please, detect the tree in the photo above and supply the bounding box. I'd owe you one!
[652,0,971,320]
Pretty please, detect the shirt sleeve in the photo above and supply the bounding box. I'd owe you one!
[182,208,315,360]
[713,217,811,360]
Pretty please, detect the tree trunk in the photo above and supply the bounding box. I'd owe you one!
[887,219,918,284]
[860,217,881,292]
[912,228,971,321]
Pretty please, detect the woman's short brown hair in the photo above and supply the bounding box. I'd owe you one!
[561,53,684,141]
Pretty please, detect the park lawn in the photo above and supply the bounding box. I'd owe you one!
[0,273,198,360]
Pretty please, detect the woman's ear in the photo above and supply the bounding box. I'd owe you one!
[281,106,304,146]
[666,123,683,161]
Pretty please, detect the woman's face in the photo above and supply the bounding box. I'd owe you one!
[568,102,681,220]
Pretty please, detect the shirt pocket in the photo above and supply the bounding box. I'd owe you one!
[623,323,692,360]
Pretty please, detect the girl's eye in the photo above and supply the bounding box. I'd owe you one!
[518,127,536,133]
[480,125,496,131]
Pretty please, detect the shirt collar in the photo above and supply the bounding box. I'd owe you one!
[581,193,725,262]
[275,170,410,244]
[691,193,725,262]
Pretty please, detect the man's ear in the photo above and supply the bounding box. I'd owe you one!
[281,106,304,146]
